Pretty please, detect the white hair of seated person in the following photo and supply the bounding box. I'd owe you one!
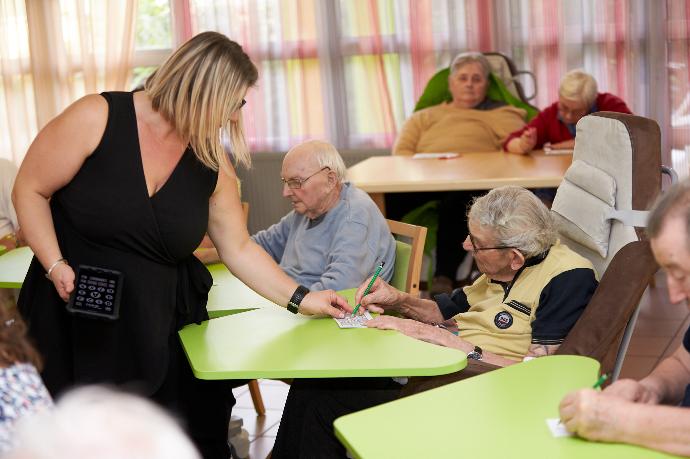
[290,140,348,184]
[559,69,598,108]
[450,51,492,79]
[7,386,200,459]
[468,185,557,257]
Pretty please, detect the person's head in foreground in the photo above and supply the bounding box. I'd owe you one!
[280,140,347,220]
[559,178,690,457]
[463,185,556,281]
[447,51,493,109]
[557,69,598,126]
[7,386,200,459]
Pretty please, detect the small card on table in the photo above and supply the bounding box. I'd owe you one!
[334,311,373,329]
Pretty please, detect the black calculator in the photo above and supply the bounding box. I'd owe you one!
[66,265,124,320]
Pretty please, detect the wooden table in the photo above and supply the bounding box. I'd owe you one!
[334,355,677,459]
[347,151,571,212]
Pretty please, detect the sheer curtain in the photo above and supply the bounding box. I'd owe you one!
[0,0,138,164]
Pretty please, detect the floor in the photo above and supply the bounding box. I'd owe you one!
[232,270,689,459]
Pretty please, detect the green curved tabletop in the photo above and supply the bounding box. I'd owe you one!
[205,263,278,317]
[179,288,467,380]
[334,355,679,459]
[0,246,33,288]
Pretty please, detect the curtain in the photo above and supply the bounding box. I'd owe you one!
[0,0,138,164]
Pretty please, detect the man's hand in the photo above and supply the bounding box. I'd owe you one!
[366,315,464,349]
[602,378,662,404]
[559,389,629,442]
[354,277,404,314]
[299,290,351,318]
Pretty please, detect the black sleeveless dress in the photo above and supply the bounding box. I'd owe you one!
[18,91,219,395]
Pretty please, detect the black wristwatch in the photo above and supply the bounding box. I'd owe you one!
[287,285,310,314]
[467,345,483,361]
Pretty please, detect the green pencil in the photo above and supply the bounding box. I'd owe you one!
[592,373,609,390]
[351,262,384,316]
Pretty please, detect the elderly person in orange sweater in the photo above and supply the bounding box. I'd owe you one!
[388,52,526,294]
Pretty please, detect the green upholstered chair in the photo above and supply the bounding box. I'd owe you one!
[387,219,427,296]
[414,52,538,120]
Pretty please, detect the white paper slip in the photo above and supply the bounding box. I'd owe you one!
[546,418,573,438]
[334,311,373,329]
[544,146,573,156]
[412,152,459,160]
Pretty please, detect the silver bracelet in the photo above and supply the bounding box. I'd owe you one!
[45,258,67,280]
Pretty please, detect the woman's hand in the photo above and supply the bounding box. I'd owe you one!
[298,290,352,318]
[49,262,75,302]
[354,277,404,314]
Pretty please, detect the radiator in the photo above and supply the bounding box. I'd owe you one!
[237,149,390,234]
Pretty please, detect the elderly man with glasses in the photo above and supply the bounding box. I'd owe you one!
[272,185,599,458]
[248,139,395,291]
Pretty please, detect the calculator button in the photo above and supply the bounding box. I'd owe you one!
[105,295,113,300]
[97,287,105,293]
[78,290,86,295]
[79,284,87,289]
[105,307,112,312]
[105,301,112,307]
[86,298,94,303]
[95,299,103,305]
[76,296,84,302]
[90,292,101,299]
[106,288,114,294]
[88,285,96,291]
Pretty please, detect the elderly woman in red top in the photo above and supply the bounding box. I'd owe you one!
[503,69,632,154]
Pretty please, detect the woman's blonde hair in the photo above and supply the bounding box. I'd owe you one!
[559,69,598,108]
[145,31,258,171]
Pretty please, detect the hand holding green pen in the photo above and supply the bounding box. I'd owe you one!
[351,262,385,316]
[558,373,609,426]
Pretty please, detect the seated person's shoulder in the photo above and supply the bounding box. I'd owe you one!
[547,242,597,276]
[340,184,386,225]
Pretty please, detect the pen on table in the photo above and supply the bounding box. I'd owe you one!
[351,261,385,317]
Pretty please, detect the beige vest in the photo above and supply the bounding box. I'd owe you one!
[456,243,595,361]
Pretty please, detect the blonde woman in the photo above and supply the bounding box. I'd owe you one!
[12,32,349,458]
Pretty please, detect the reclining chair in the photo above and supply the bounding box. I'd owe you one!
[552,112,674,381]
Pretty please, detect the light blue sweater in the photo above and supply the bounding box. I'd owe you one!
[252,183,396,291]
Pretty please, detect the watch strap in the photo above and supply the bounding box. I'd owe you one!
[287,285,309,314]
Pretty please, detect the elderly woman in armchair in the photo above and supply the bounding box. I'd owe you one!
[388,52,526,295]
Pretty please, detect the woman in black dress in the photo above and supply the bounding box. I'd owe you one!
[12,31,350,458]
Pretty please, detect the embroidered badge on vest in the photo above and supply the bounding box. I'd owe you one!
[494,311,513,329]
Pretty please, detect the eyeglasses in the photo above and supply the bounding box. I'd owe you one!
[467,232,517,252]
[236,99,247,111]
[281,167,330,190]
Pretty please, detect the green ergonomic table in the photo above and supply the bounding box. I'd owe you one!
[179,288,467,380]
[0,246,33,288]
[205,263,278,317]
[334,355,679,459]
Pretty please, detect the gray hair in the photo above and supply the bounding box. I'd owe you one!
[7,386,200,459]
[294,140,348,183]
[450,52,491,79]
[647,179,690,250]
[468,186,557,257]
[559,69,598,108]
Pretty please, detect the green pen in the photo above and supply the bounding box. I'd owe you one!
[592,373,609,390]
[351,262,385,317]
